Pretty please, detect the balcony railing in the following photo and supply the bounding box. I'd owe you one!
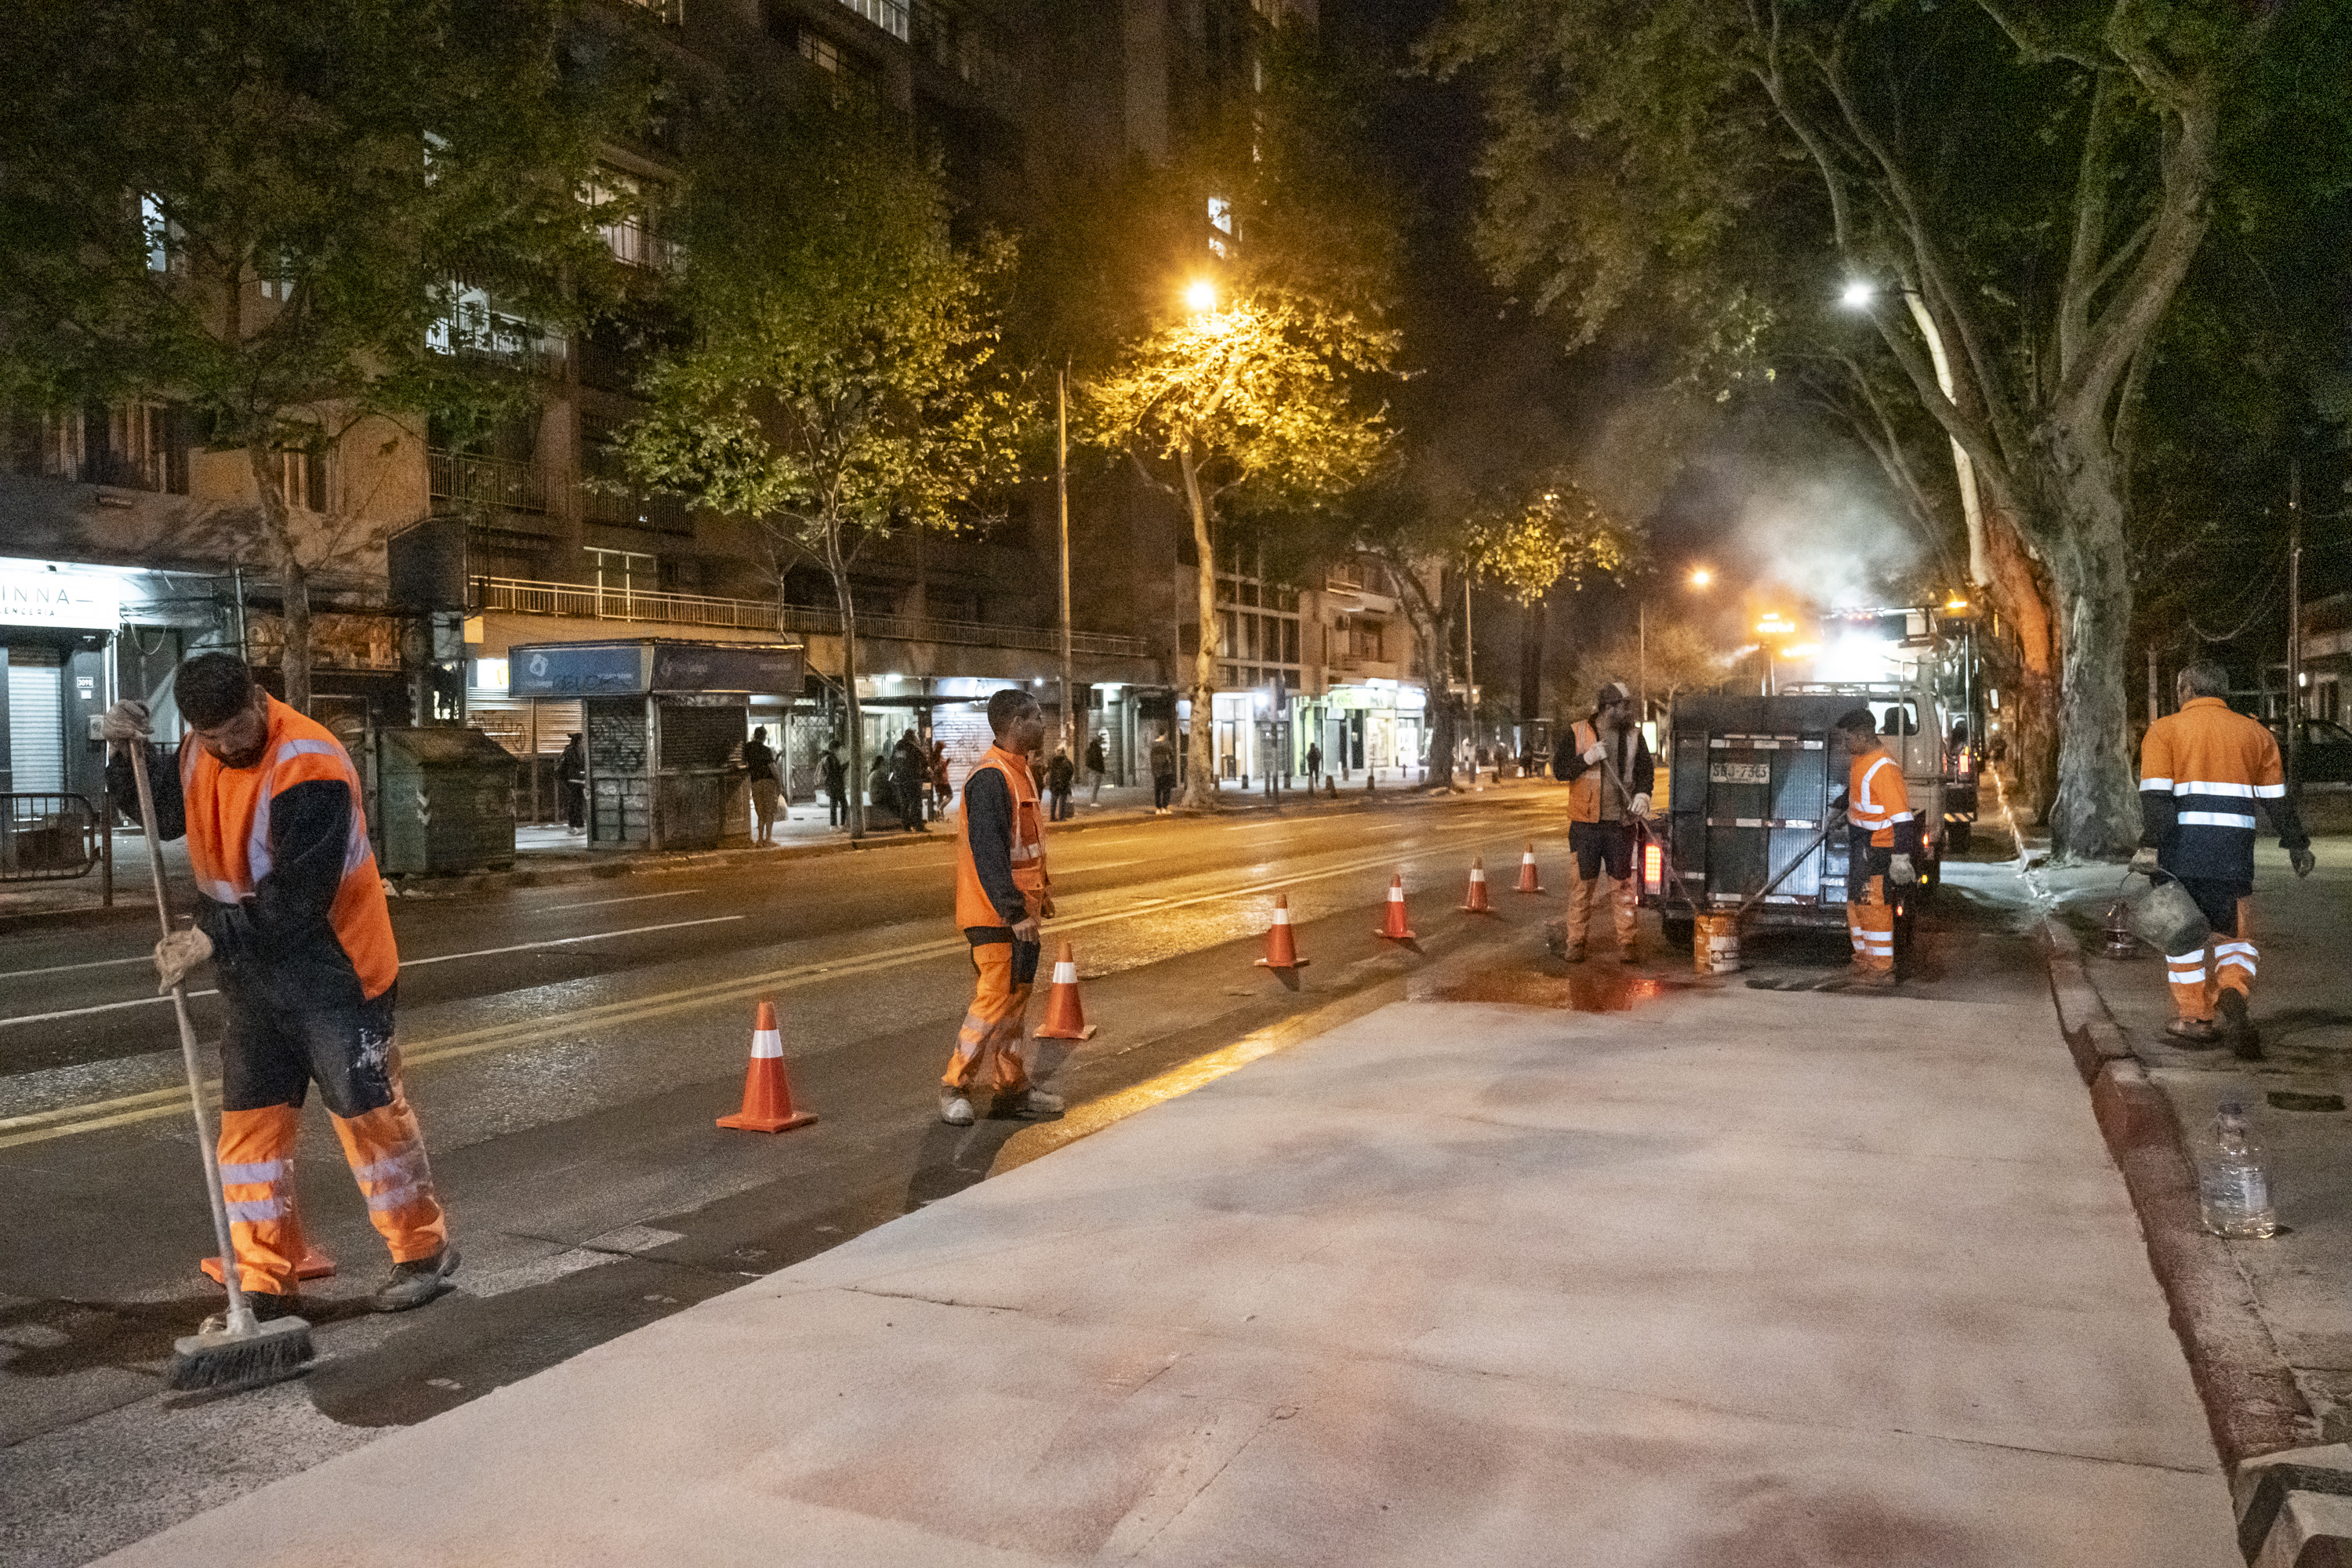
[429,449,546,514]
[579,481,692,533]
[837,0,909,39]
[477,576,1153,660]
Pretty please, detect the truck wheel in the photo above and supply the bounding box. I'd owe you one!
[1662,915,1695,953]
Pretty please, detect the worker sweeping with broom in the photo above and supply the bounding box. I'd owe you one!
[106,654,458,1385]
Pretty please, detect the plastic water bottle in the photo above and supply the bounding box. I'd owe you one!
[2199,1102,2278,1240]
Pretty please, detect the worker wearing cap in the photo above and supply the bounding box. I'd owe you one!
[103,653,456,1330]
[1552,681,1653,963]
[940,688,1067,1127]
[1831,706,1918,986]
[2131,659,2314,1058]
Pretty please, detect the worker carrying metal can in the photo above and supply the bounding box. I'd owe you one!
[940,688,1067,1127]
[1551,681,1653,964]
[2131,659,2314,1058]
[103,653,458,1328]
[1831,706,1918,987]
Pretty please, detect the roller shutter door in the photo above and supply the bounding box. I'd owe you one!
[7,648,64,793]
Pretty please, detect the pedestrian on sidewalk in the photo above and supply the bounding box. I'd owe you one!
[939,689,1065,1127]
[1085,731,1106,804]
[1552,682,1653,964]
[821,742,848,829]
[1831,706,1917,987]
[1047,746,1076,822]
[1305,740,1322,787]
[556,731,586,833]
[2132,659,2316,1057]
[892,728,930,834]
[929,738,952,820]
[103,655,459,1331]
[743,726,780,845]
[867,752,895,826]
[1150,731,1177,815]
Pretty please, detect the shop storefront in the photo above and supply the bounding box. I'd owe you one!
[1301,680,1426,782]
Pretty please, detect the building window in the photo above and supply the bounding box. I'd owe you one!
[835,0,909,42]
[428,281,559,363]
[274,447,328,514]
[620,0,684,24]
[588,170,673,270]
[139,194,182,274]
[799,27,880,101]
[1208,195,1234,259]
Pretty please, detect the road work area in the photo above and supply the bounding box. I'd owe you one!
[78,853,2239,1567]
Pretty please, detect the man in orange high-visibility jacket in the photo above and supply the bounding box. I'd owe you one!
[105,654,456,1328]
[939,688,1069,1127]
[1831,707,1919,987]
[2132,660,2315,1058]
[1550,682,1653,963]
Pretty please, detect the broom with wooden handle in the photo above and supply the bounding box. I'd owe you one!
[125,732,314,1392]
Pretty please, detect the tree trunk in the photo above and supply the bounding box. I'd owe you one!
[1416,590,1457,790]
[829,540,867,841]
[246,441,311,713]
[2027,434,2142,861]
[1983,508,2057,822]
[1179,445,1219,811]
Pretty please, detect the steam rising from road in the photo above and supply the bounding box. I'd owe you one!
[1731,468,1922,612]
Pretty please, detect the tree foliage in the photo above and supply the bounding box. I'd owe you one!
[1430,0,2343,858]
[618,93,1027,838]
[0,0,630,710]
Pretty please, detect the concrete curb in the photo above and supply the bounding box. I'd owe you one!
[2041,914,2335,1562]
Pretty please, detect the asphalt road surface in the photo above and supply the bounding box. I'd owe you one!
[1,788,1563,1566]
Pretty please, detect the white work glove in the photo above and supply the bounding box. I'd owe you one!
[154,927,213,993]
[1630,793,1653,821]
[1887,854,1918,886]
[101,699,152,745]
[2129,845,2159,877]
[1582,743,1607,765]
[2291,847,2316,879]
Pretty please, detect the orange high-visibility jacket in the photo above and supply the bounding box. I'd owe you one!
[2140,696,2306,884]
[955,745,1050,930]
[1845,743,1916,851]
[1556,719,1654,823]
[176,696,397,1002]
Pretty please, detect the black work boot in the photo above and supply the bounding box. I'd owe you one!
[372,1247,461,1313]
[2218,990,2262,1061]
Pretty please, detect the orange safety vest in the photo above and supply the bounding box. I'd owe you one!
[183,695,398,999]
[2139,695,2287,882]
[954,745,1050,930]
[1846,744,1914,848]
[1566,720,1639,824]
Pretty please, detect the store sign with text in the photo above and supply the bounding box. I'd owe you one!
[0,560,125,630]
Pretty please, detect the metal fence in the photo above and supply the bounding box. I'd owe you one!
[477,577,1154,660]
[428,448,546,514]
[1,793,100,881]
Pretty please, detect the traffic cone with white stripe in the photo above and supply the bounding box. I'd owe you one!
[1515,841,1543,894]
[1255,893,1310,969]
[1034,940,1098,1040]
[1461,856,1493,913]
[1375,872,1419,941]
[717,999,816,1133]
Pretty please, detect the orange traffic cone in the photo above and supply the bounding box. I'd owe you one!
[1375,872,1418,941]
[1515,841,1543,894]
[717,999,816,1133]
[1254,893,1311,968]
[1461,856,1493,913]
[1034,940,1098,1040]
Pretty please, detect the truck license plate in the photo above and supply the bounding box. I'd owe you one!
[1709,761,1770,785]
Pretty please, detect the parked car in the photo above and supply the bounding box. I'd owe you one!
[2270,717,2352,786]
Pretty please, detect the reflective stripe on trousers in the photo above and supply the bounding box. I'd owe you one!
[942,944,1034,1094]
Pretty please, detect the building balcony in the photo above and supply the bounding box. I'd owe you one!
[429,449,546,516]
[477,576,1154,660]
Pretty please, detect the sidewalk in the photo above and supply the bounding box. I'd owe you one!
[2039,831,2352,1565]
[97,898,2236,1564]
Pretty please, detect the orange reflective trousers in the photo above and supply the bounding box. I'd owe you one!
[941,938,1040,1095]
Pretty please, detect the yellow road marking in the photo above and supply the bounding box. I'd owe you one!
[0,815,1554,1151]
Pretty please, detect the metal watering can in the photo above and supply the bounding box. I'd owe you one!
[2109,869,2210,957]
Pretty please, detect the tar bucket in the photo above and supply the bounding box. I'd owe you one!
[2131,876,2211,956]
[1694,913,1741,975]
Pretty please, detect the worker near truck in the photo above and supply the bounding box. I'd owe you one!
[1831,706,1918,987]
[1551,681,1653,964]
[103,653,458,1330]
[2131,660,2314,1058]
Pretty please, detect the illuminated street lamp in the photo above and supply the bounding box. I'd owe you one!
[1689,567,1712,589]
[1183,278,1218,314]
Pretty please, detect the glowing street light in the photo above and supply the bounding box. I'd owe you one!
[1688,567,1712,589]
[1183,279,1218,314]
[1840,280,1876,310]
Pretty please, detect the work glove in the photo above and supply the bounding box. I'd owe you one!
[2291,847,2316,879]
[153,927,212,993]
[2129,845,2159,878]
[1581,743,1607,766]
[1887,854,1918,886]
[101,699,151,745]
[1630,793,1653,821]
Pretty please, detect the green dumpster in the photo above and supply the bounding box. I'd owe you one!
[376,728,517,877]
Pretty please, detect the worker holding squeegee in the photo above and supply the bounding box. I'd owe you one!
[1830,706,1918,987]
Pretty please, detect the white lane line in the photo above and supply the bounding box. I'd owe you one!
[0,915,747,1030]
[1063,859,1143,873]
[0,953,151,982]
[534,889,704,913]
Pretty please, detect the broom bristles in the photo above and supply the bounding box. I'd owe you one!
[164,1314,314,1392]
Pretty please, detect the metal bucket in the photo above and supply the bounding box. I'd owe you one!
[1694,912,1742,975]
[2132,877,2210,956]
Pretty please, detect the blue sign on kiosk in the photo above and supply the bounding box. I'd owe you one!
[508,639,803,699]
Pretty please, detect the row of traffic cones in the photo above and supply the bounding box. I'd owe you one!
[715,940,1099,1134]
[1253,841,1548,969]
